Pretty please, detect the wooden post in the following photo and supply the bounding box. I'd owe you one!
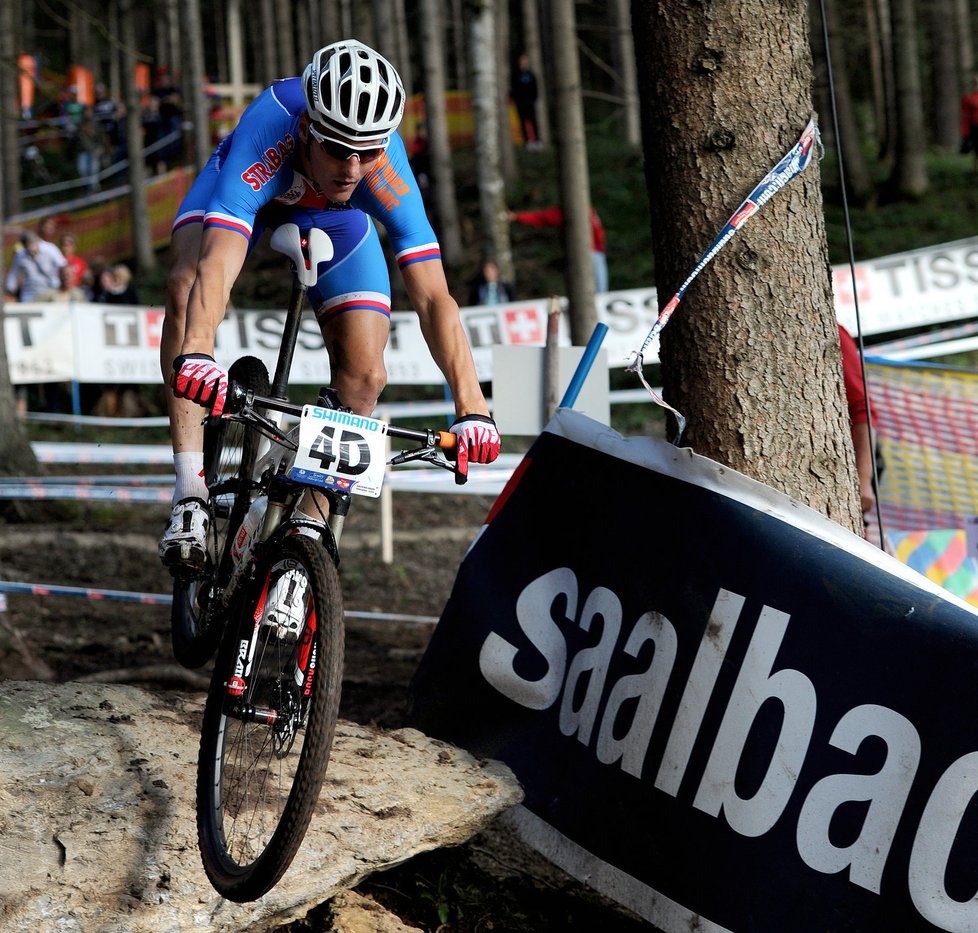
[543,296,561,424]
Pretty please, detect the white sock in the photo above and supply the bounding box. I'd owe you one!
[173,451,208,505]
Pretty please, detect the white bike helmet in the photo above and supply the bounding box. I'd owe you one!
[302,40,405,144]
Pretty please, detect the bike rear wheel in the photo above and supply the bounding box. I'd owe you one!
[196,533,344,901]
[170,355,270,669]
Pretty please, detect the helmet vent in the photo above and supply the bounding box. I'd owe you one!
[302,40,405,141]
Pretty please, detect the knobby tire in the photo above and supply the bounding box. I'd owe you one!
[196,533,345,901]
[170,356,270,669]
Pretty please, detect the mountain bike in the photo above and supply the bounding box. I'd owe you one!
[168,223,466,902]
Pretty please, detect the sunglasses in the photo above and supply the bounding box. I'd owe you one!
[308,122,387,163]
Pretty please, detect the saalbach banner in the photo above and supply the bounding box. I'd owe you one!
[409,409,978,933]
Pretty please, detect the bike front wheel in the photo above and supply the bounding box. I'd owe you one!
[196,533,345,901]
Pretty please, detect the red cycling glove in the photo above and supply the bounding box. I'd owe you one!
[449,414,501,465]
[172,353,228,416]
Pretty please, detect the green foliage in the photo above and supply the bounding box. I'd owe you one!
[821,148,978,264]
[496,133,655,300]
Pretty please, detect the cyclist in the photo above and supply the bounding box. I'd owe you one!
[159,40,499,628]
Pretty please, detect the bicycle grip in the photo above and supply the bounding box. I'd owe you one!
[438,431,469,485]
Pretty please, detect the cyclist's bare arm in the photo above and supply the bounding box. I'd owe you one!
[401,258,489,419]
[181,227,250,357]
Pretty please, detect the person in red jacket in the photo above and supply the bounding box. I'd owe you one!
[961,74,978,170]
[508,204,608,293]
[839,324,880,517]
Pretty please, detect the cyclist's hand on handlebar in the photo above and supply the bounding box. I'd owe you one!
[172,353,229,416]
[450,414,501,464]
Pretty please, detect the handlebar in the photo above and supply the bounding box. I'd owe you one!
[222,382,468,484]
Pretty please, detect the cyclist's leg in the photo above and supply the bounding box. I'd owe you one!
[160,154,220,562]
[310,215,392,416]
[274,210,390,537]
[162,221,207,457]
[162,143,229,464]
[159,222,212,565]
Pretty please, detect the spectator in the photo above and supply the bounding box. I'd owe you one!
[4,231,66,302]
[61,85,85,137]
[408,123,431,193]
[153,66,184,170]
[142,96,164,172]
[961,73,978,172]
[93,264,142,416]
[96,263,140,304]
[22,144,51,186]
[37,265,86,302]
[468,259,515,306]
[86,256,110,301]
[59,233,91,292]
[94,83,125,165]
[38,216,60,245]
[508,204,609,293]
[76,112,105,192]
[839,324,882,518]
[511,53,541,150]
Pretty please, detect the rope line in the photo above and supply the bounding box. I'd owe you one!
[0,580,438,624]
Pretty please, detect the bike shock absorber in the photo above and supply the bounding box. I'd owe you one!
[262,473,292,538]
[326,490,351,546]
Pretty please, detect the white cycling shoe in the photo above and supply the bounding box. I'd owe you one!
[159,497,209,568]
[263,566,309,643]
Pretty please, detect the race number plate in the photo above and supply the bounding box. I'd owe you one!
[289,405,389,498]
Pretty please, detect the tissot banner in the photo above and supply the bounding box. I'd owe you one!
[410,410,978,933]
[9,235,978,386]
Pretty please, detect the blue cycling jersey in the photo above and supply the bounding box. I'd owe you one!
[173,77,439,318]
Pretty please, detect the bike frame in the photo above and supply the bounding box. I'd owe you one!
[208,222,461,708]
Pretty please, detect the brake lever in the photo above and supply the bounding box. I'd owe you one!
[388,446,467,483]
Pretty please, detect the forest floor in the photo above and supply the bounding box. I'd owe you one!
[0,492,653,932]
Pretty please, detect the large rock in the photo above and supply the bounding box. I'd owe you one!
[0,681,522,932]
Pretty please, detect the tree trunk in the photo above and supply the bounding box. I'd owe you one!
[609,0,640,148]
[391,0,413,97]
[226,0,247,107]
[212,0,228,84]
[926,0,960,150]
[180,0,212,170]
[420,0,464,269]
[872,0,898,163]
[0,314,39,477]
[955,0,973,89]
[862,0,886,153]
[275,0,296,79]
[322,0,341,42]
[295,4,313,66]
[469,0,512,281]
[168,0,182,74]
[259,0,277,85]
[888,0,928,196]
[374,0,396,65]
[0,246,40,477]
[352,3,376,48]
[631,0,861,532]
[1,0,23,218]
[108,3,122,100]
[121,0,156,273]
[451,0,467,91]
[520,0,549,146]
[495,0,517,187]
[815,0,874,204]
[0,83,38,476]
[547,0,597,345]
